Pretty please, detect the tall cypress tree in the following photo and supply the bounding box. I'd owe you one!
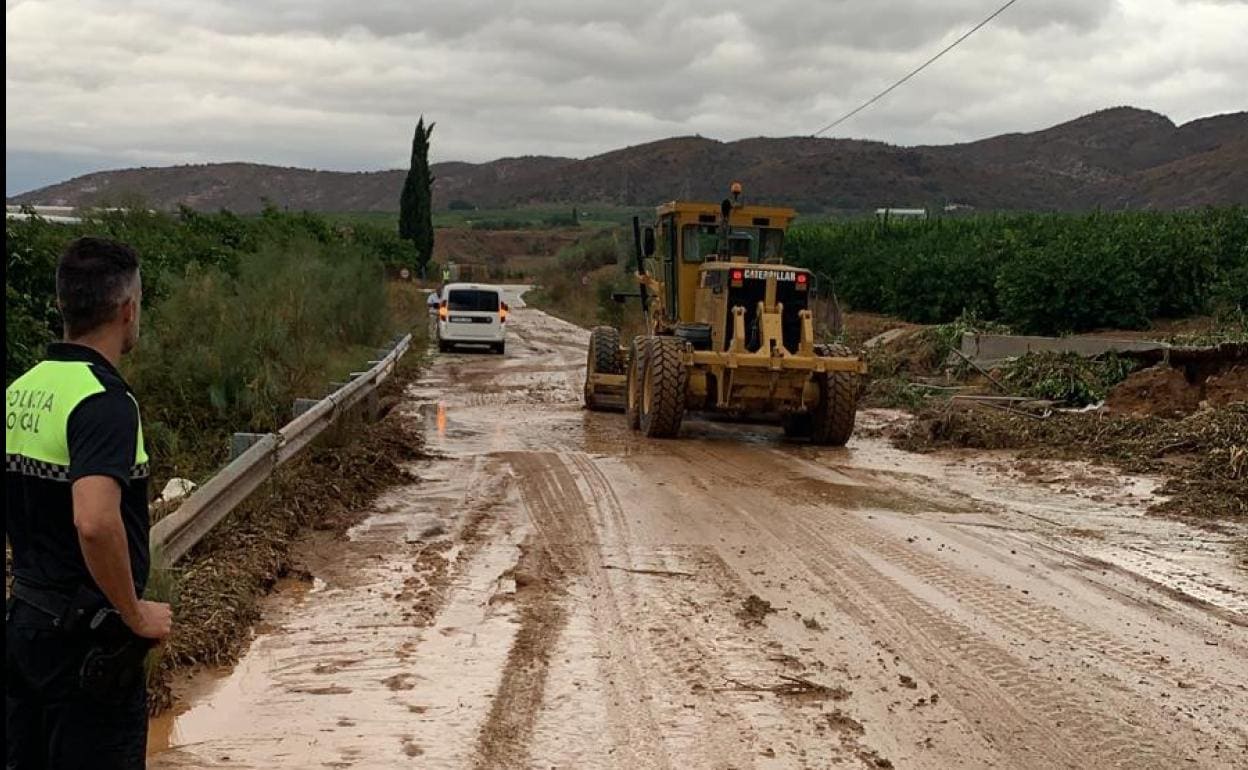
[399,117,435,273]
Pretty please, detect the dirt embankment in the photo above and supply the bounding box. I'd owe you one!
[1108,363,1248,417]
[147,354,430,713]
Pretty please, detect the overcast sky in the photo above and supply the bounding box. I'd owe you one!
[6,0,1247,195]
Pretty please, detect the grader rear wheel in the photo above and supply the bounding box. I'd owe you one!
[584,326,622,411]
[810,371,858,446]
[639,337,687,438]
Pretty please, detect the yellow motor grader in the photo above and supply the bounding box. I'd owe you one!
[583,184,865,444]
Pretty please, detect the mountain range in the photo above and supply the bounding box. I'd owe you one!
[9,107,1246,214]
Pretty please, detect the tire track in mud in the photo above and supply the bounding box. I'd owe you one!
[770,447,1248,702]
[488,451,869,768]
[477,451,670,769]
[667,442,1221,768]
[564,448,776,768]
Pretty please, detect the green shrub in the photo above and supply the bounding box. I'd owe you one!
[5,213,63,381]
[6,207,409,485]
[126,240,387,481]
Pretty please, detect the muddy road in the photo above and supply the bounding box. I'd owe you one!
[150,293,1247,769]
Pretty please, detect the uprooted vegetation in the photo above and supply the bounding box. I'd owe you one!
[852,309,1247,521]
[897,402,1247,519]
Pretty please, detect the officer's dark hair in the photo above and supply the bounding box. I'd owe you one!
[56,237,141,338]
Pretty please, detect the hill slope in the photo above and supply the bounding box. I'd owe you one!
[10,108,1246,213]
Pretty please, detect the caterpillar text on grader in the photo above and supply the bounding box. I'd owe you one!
[583,184,866,444]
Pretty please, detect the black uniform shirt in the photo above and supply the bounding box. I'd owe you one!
[5,343,150,598]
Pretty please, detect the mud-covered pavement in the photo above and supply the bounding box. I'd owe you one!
[150,292,1247,769]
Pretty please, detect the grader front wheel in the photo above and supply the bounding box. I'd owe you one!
[625,336,651,430]
[639,337,688,438]
[584,326,623,412]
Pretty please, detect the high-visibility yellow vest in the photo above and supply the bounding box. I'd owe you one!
[6,360,147,479]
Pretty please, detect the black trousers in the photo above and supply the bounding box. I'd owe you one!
[5,602,147,770]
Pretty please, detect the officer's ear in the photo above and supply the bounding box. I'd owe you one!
[117,285,140,326]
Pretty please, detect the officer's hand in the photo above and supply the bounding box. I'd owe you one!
[126,600,173,640]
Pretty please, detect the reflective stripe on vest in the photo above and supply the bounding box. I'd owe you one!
[5,360,148,480]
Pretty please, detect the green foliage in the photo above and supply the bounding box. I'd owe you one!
[5,212,64,381]
[127,240,388,479]
[788,209,1248,335]
[347,222,419,269]
[543,209,581,228]
[864,377,930,410]
[929,311,1011,369]
[399,118,436,268]
[554,229,625,272]
[6,207,420,486]
[526,228,642,335]
[1002,351,1138,406]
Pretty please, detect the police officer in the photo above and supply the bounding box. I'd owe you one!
[6,237,172,769]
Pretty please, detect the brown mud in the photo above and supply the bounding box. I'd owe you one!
[149,293,1247,769]
[145,353,428,714]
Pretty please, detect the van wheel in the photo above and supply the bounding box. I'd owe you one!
[493,342,506,355]
[625,336,651,430]
[640,337,687,438]
[810,371,858,446]
[438,340,451,353]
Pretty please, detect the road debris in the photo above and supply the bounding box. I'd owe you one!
[736,594,778,625]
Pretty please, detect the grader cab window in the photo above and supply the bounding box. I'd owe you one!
[760,228,784,262]
[682,224,718,263]
[682,224,760,262]
[727,232,755,261]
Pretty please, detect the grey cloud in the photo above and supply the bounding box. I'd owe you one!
[6,0,1247,196]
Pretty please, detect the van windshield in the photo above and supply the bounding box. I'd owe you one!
[447,290,499,312]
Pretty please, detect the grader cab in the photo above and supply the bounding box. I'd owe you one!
[583,185,865,444]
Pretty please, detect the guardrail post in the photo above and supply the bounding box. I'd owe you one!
[229,432,269,462]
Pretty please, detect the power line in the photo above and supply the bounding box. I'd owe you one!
[812,0,1021,137]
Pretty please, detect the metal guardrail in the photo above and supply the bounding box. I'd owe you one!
[150,333,414,566]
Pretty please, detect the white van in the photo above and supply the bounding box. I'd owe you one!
[436,283,508,354]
